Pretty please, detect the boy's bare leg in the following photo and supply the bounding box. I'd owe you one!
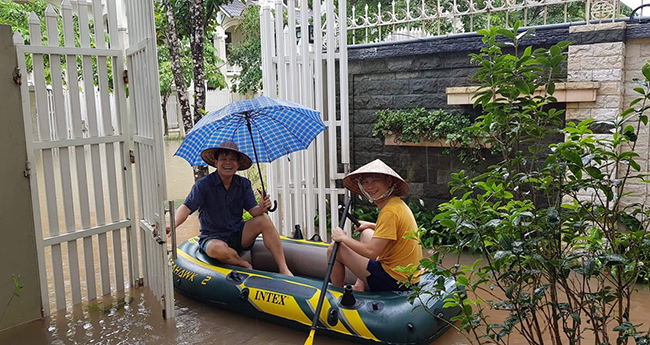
[328,242,346,287]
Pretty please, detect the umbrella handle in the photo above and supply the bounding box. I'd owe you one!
[268,200,277,212]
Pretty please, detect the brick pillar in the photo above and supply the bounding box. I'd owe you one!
[624,37,650,205]
[566,22,626,124]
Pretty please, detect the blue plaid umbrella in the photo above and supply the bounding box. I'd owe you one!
[175,96,325,211]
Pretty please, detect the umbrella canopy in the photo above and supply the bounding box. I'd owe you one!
[175,96,325,167]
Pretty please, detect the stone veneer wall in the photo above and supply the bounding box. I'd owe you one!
[347,21,650,208]
[623,36,650,205]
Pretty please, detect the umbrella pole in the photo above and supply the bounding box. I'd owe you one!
[246,118,277,212]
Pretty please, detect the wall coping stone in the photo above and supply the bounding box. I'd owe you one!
[349,21,650,61]
[446,82,600,105]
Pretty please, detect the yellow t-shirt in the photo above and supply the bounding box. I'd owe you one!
[373,196,423,284]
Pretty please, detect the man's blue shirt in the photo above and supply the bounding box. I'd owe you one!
[183,171,257,242]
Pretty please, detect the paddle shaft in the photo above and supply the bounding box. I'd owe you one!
[338,204,361,227]
[245,117,277,212]
[307,198,352,338]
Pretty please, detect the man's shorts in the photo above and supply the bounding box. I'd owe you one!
[199,227,254,254]
[365,259,411,292]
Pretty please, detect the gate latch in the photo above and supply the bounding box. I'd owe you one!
[13,68,21,86]
[24,161,31,178]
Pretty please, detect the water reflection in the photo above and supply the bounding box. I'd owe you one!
[0,288,346,344]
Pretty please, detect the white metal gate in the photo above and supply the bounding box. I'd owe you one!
[260,0,351,240]
[14,0,173,317]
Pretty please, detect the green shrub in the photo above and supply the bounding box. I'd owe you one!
[408,23,650,345]
[372,107,472,145]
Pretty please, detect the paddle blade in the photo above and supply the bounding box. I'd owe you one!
[304,329,316,345]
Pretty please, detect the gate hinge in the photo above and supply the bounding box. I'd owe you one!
[123,69,128,85]
[129,150,135,164]
[24,161,31,178]
[13,67,22,86]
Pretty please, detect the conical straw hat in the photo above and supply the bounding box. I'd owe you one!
[343,159,409,197]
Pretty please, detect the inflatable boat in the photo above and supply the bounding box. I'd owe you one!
[172,236,461,344]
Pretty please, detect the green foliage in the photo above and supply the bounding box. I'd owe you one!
[0,275,23,323]
[1,0,112,89]
[154,0,227,95]
[409,23,650,344]
[372,107,488,165]
[0,0,48,45]
[373,107,472,144]
[228,5,262,95]
[162,0,224,40]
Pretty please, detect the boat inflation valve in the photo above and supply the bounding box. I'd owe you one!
[340,284,357,307]
[368,301,384,313]
[239,288,249,301]
[327,308,339,326]
[406,322,415,333]
[227,271,244,283]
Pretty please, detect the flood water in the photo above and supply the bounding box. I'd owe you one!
[2,139,650,344]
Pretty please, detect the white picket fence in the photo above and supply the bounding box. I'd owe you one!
[260,0,351,240]
[164,88,233,134]
[43,86,117,140]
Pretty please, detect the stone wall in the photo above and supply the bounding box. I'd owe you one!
[348,50,480,207]
[347,21,650,208]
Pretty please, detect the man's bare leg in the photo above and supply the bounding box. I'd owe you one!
[243,215,293,276]
[205,239,252,269]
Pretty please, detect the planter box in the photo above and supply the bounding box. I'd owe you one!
[384,134,492,148]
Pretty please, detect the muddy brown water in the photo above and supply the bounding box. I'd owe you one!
[2,140,650,344]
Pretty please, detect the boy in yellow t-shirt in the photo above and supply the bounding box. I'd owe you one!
[329,159,422,292]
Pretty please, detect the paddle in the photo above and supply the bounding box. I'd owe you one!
[304,197,352,345]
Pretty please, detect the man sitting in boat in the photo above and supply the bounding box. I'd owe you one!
[329,159,422,291]
[169,140,293,276]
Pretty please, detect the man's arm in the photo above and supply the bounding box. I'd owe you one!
[331,227,389,259]
[166,204,191,234]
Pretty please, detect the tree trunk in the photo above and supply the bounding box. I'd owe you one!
[162,0,192,135]
[162,92,169,136]
[190,0,209,180]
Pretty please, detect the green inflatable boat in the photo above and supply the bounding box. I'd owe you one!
[172,236,461,344]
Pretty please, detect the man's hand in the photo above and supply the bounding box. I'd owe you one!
[258,189,271,212]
